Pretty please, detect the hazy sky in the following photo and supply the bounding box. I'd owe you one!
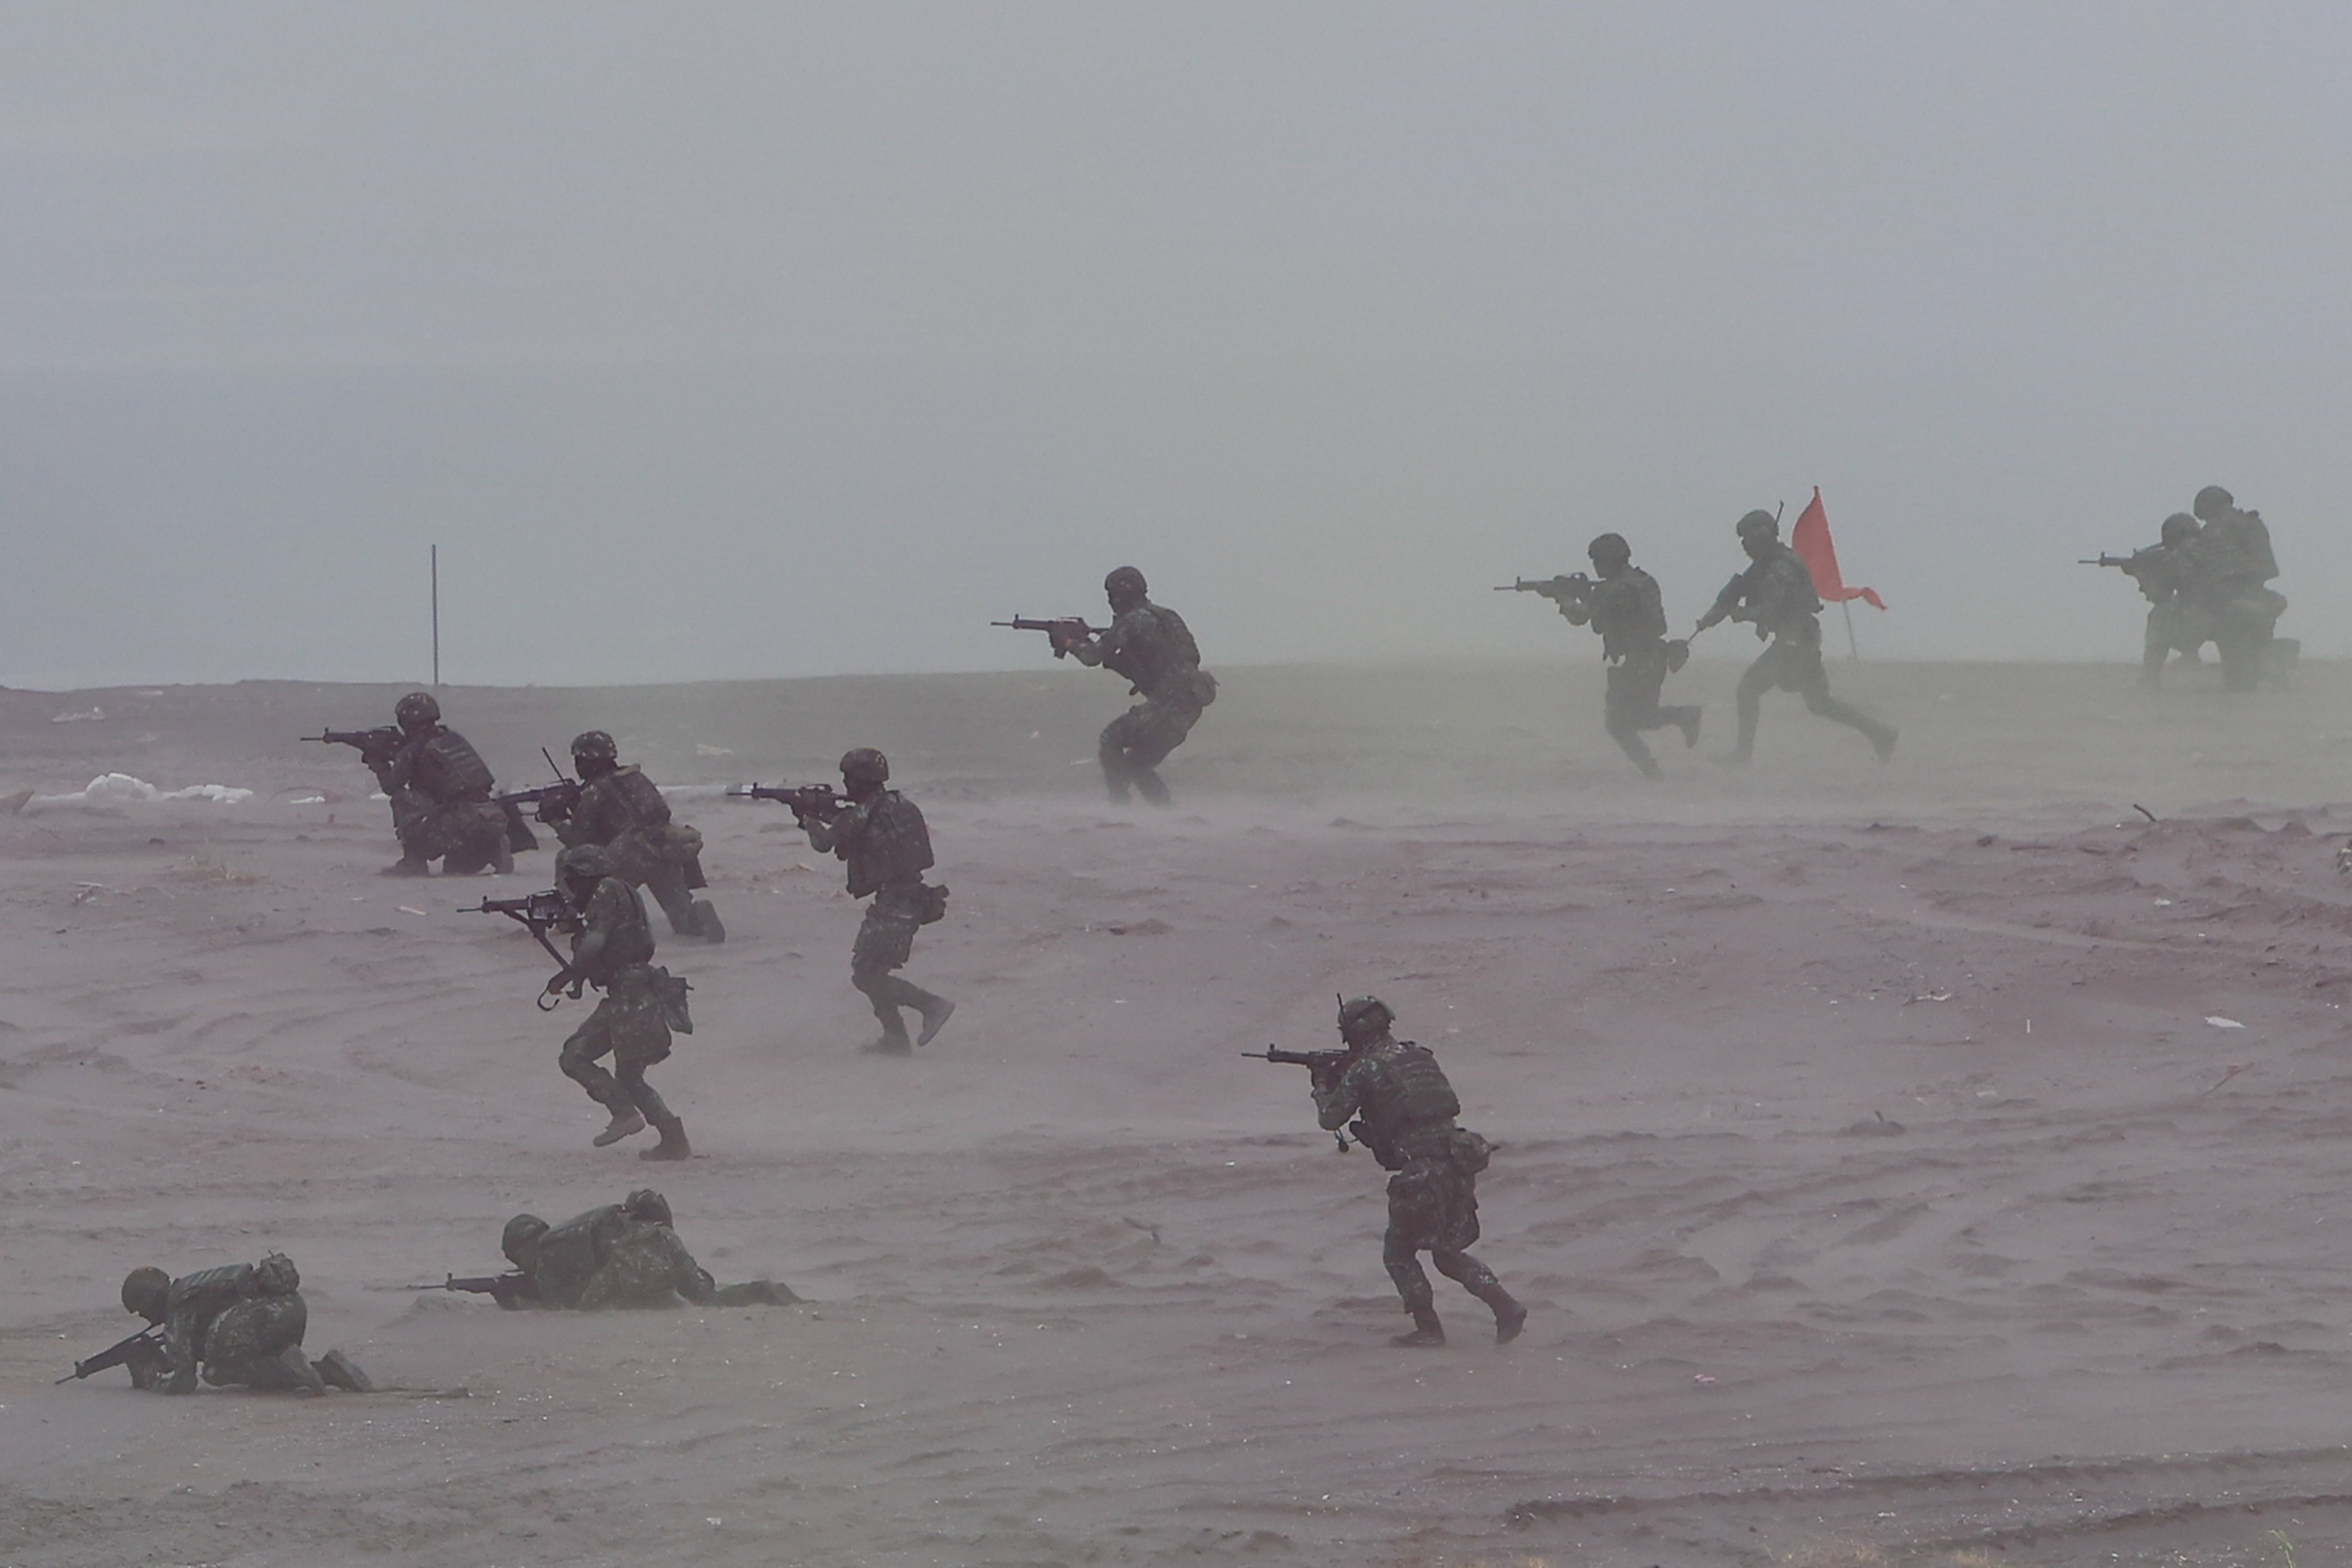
[3,2,2346,688]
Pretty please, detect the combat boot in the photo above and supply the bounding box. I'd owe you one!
[491,841,515,876]
[313,1348,374,1392]
[1484,1289,1528,1345]
[593,1107,647,1147]
[915,994,956,1046]
[379,852,430,877]
[274,1344,327,1395]
[639,1113,692,1161]
[691,899,725,943]
[1391,1306,1446,1349]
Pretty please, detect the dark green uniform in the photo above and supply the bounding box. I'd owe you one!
[148,1255,365,1395]
[557,876,682,1141]
[1312,1032,1523,1346]
[1557,565,1700,779]
[554,765,718,939]
[1070,601,1216,805]
[807,788,950,1054]
[386,724,510,873]
[506,1194,793,1310]
[1699,541,1895,761]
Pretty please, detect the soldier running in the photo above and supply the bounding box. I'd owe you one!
[552,843,694,1159]
[796,749,953,1055]
[1056,567,1218,806]
[547,730,724,942]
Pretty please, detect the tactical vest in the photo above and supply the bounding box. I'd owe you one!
[578,879,657,978]
[843,792,935,898]
[1104,603,1201,696]
[416,729,495,801]
[608,765,672,828]
[1359,1040,1461,1147]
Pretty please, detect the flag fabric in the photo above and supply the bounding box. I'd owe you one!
[1790,487,1885,610]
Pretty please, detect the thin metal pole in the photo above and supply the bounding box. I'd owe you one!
[431,544,440,688]
[1842,599,1859,663]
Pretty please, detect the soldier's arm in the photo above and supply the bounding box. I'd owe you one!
[1313,1060,1367,1132]
[1694,571,1747,631]
[160,1306,202,1395]
[810,799,875,856]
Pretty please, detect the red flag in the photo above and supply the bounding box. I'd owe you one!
[1790,487,1885,610]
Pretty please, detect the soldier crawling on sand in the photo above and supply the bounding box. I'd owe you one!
[478,1189,796,1310]
[99,1254,371,1395]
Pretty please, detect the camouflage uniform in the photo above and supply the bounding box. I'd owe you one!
[556,874,686,1150]
[807,778,951,1054]
[555,764,718,939]
[1311,1011,1523,1347]
[151,1255,364,1395]
[1700,536,1895,761]
[1070,600,1216,805]
[523,1202,633,1308]
[508,1193,792,1310]
[1557,563,1700,779]
[386,724,511,873]
[2185,490,2289,691]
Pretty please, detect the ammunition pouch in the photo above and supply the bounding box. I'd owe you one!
[650,966,694,1035]
[915,882,950,925]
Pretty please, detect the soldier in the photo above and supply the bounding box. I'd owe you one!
[798,748,953,1055]
[552,843,693,1160]
[382,691,513,877]
[1695,510,1897,765]
[1551,532,1702,780]
[1059,567,1218,806]
[2133,513,2211,687]
[118,1253,370,1395]
[2187,485,2292,691]
[548,731,724,942]
[1305,997,1525,1348]
[499,1190,794,1310]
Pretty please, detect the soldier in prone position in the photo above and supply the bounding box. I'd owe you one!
[553,843,693,1159]
[1307,997,1525,1348]
[799,748,954,1055]
[551,730,724,942]
[1553,532,1701,780]
[498,1190,794,1310]
[382,690,514,877]
[117,1255,370,1394]
[1695,510,1897,765]
[1061,567,1218,806]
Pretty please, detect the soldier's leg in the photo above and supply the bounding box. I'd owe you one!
[1729,650,1777,761]
[1121,701,1198,807]
[1432,1249,1527,1344]
[1795,665,1898,761]
[385,793,433,876]
[1602,666,1665,780]
[1097,710,1142,803]
[615,1045,690,1162]
[1383,1229,1445,1347]
[852,904,937,1053]
[559,1007,647,1145]
[2142,610,2171,687]
[641,861,702,936]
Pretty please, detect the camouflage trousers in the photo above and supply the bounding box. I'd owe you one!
[1099,693,1204,803]
[393,791,509,869]
[1602,644,1700,779]
[577,1224,707,1310]
[1734,634,1894,756]
[1380,1143,1506,1321]
[559,967,675,1121]
[199,1295,319,1392]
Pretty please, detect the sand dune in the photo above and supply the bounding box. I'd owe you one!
[3,660,2351,1566]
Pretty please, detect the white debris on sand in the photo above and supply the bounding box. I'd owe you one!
[25,773,254,811]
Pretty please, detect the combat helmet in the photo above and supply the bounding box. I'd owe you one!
[556,843,616,882]
[251,1252,300,1296]
[1735,509,1779,542]
[570,730,619,773]
[2161,513,2200,546]
[624,1188,674,1226]
[1587,532,1632,568]
[121,1266,171,1323]
[1104,566,1149,603]
[2192,485,2235,522]
[1337,994,1395,1044]
[394,690,442,731]
[501,1214,548,1268]
[838,747,889,785]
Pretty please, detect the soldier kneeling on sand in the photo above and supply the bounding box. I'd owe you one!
[547,730,725,942]
[382,691,514,877]
[118,1254,371,1395]
[498,1190,795,1310]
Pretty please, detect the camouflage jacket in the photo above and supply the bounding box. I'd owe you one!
[1560,567,1669,661]
[1073,602,1204,699]
[1705,544,1822,644]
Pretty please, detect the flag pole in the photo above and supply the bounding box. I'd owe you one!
[1842,599,1859,663]
[431,544,440,688]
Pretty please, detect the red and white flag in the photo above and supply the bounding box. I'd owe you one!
[1790,487,1885,610]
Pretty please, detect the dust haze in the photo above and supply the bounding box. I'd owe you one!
[3,3,2348,687]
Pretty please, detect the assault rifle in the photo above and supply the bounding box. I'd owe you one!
[991,615,1103,657]
[2080,551,2154,575]
[495,749,583,824]
[728,782,846,822]
[1495,574,1593,605]
[306,726,404,777]
[405,1272,539,1310]
[1244,1047,1356,1151]
[474,889,583,1008]
[57,1325,164,1384]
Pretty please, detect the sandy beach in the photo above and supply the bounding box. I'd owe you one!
[3,656,2351,1567]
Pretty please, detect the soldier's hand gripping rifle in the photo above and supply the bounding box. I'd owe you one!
[991,615,1105,657]
[1244,1046,1357,1151]
[1493,574,1593,607]
[728,782,848,825]
[56,1325,164,1384]
[496,749,583,826]
[306,726,404,783]
[404,1272,540,1310]
[473,889,584,1009]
